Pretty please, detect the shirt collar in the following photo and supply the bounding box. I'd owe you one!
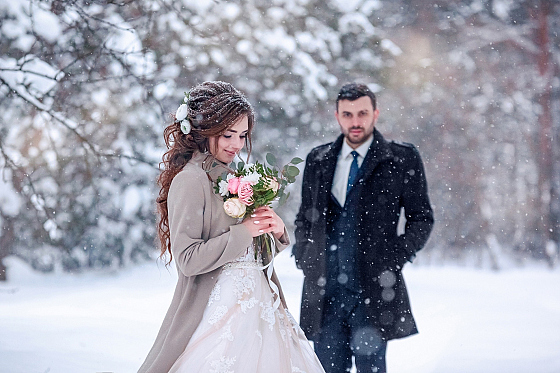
[340,132,375,160]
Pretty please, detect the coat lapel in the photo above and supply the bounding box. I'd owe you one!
[318,134,344,192]
[191,152,234,182]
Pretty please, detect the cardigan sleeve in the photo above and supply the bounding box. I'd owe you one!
[168,168,253,277]
[274,227,290,253]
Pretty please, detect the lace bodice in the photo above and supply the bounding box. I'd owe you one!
[224,244,263,269]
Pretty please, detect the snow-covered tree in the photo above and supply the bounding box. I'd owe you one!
[377,0,559,267]
[0,0,161,277]
[2,0,558,280]
[0,0,395,279]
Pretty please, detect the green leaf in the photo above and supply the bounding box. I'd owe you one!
[277,192,287,207]
[290,157,304,165]
[237,160,245,171]
[286,165,300,177]
[264,234,272,256]
[278,191,290,207]
[266,153,277,166]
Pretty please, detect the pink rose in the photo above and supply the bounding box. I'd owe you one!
[227,177,241,194]
[238,181,254,206]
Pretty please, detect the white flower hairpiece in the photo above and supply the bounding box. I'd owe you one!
[176,91,191,135]
[180,120,191,134]
[176,104,188,121]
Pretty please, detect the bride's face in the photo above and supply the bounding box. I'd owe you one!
[209,115,249,164]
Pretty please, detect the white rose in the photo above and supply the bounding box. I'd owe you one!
[223,198,246,218]
[241,172,260,184]
[265,177,279,193]
[175,104,188,121]
[218,179,229,196]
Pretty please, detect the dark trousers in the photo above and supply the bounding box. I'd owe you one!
[314,286,387,373]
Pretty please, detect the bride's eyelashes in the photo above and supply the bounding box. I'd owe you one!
[222,134,247,139]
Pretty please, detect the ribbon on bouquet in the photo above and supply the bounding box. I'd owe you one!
[258,233,281,311]
[257,234,302,344]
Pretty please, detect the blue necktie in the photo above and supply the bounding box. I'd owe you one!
[347,151,360,194]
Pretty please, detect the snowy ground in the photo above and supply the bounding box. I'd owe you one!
[1,250,559,373]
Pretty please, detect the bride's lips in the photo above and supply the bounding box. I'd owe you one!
[224,150,237,157]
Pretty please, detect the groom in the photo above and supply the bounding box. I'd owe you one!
[293,83,434,373]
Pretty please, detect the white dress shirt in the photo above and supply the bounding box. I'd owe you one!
[331,134,374,206]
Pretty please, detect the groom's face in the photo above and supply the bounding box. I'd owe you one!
[335,96,379,149]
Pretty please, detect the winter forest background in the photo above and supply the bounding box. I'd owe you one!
[0,0,559,280]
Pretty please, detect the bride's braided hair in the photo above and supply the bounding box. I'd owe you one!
[156,81,254,264]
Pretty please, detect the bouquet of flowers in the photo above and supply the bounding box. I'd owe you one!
[214,153,303,256]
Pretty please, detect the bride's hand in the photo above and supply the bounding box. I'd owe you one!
[241,206,285,239]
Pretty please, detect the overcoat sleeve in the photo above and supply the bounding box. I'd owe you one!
[168,169,253,277]
[391,145,434,267]
[293,151,316,270]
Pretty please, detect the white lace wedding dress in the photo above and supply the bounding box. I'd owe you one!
[168,245,325,373]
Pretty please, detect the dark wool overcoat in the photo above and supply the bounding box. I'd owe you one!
[293,129,434,341]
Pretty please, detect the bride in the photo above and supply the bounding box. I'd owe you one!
[138,81,325,373]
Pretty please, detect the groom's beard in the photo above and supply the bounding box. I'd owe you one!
[345,122,374,146]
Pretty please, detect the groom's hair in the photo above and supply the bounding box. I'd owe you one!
[336,83,377,111]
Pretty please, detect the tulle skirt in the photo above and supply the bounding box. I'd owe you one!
[169,262,325,373]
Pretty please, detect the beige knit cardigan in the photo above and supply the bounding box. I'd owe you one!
[138,152,289,373]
